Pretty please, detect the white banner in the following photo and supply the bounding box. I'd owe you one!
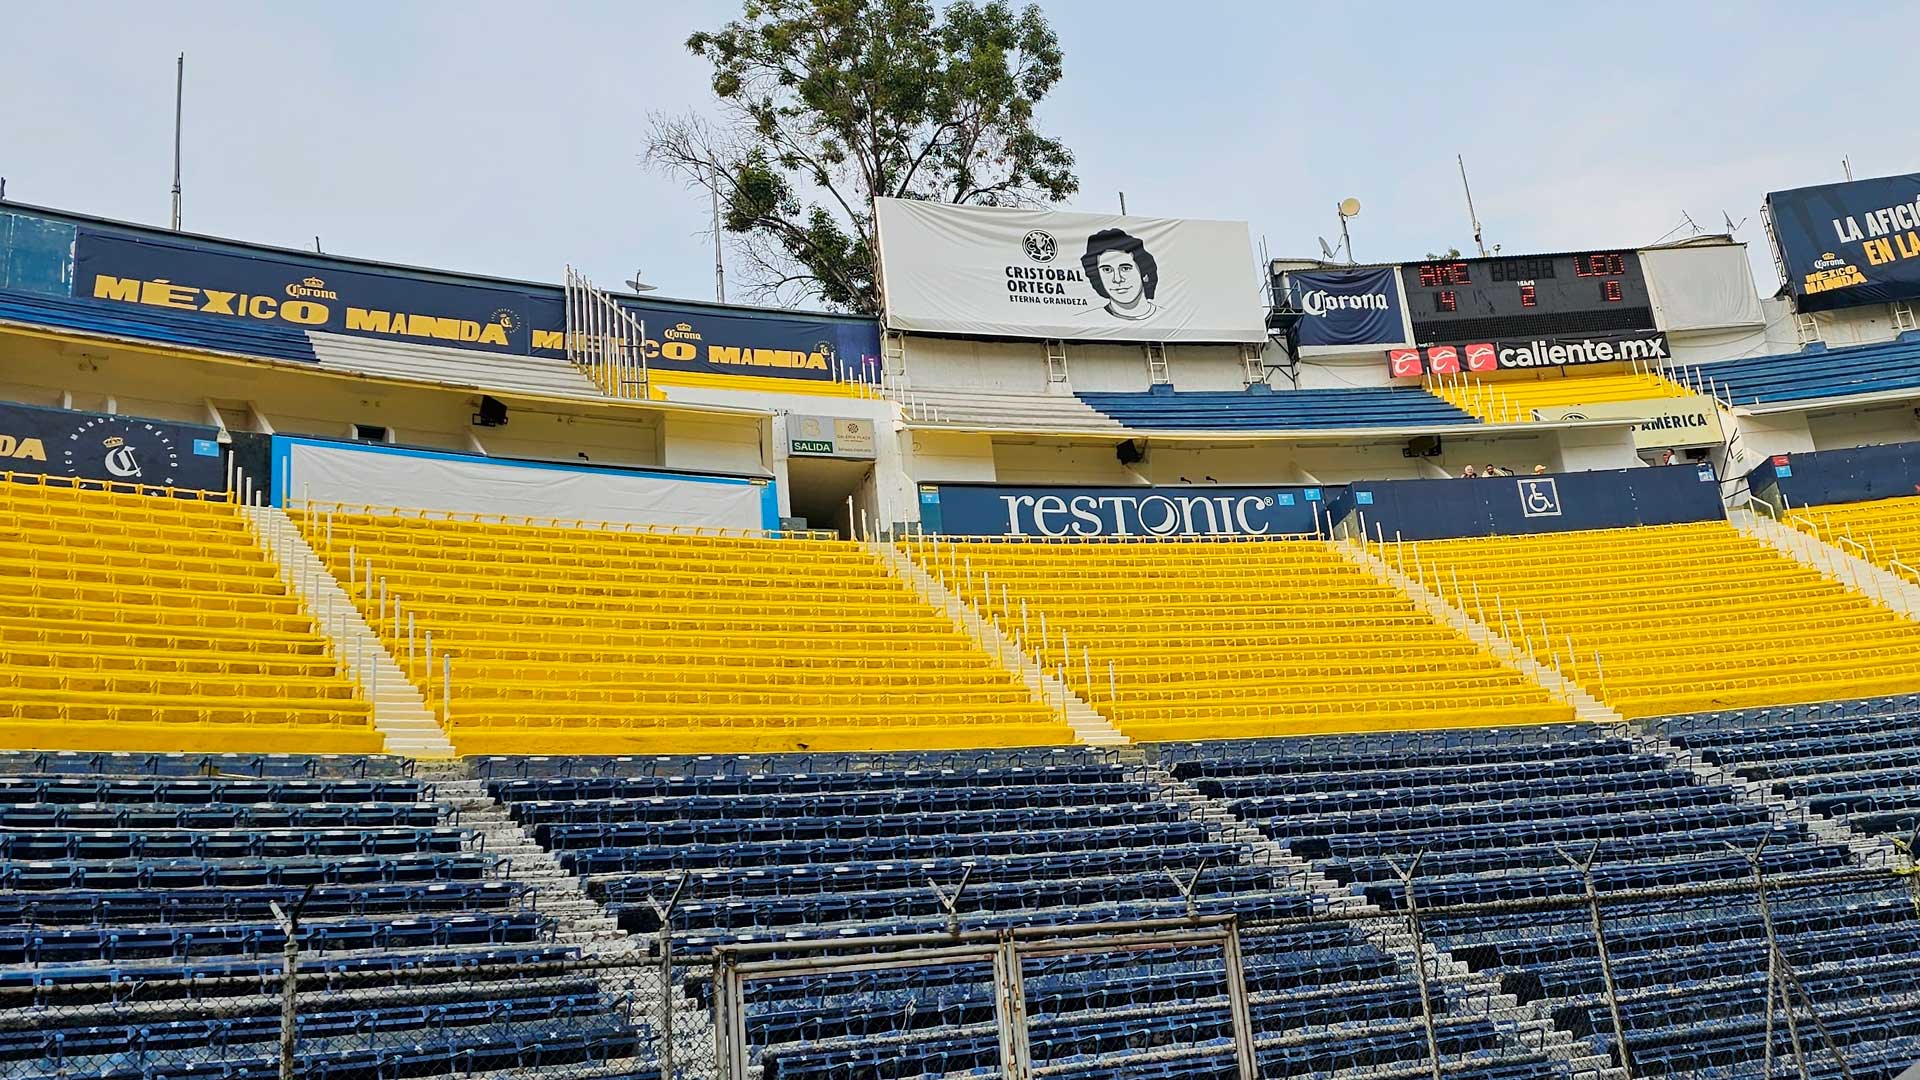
[278,439,772,530]
[1532,395,1726,450]
[874,198,1266,342]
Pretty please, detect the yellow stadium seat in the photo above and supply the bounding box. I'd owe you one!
[1412,521,1920,717]
[1789,495,1920,585]
[904,535,1571,742]
[0,477,381,753]
[291,508,1072,755]
[1427,370,1692,424]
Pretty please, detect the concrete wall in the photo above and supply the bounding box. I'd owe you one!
[1806,403,1920,451]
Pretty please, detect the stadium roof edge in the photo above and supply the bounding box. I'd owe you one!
[0,199,874,328]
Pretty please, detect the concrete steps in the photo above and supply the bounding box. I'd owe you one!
[1334,539,1623,726]
[1146,764,1615,1080]
[1731,508,1920,618]
[871,540,1129,747]
[246,505,456,759]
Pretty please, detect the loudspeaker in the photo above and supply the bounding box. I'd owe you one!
[474,395,509,427]
[1403,435,1442,459]
[1115,439,1146,466]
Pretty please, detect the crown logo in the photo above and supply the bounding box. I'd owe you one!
[302,276,325,288]
[102,437,125,448]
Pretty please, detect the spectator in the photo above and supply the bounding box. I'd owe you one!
[1460,465,1478,478]
[1484,464,1512,477]
[1659,449,1677,466]
[1532,464,1548,475]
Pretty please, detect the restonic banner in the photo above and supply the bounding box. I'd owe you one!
[874,198,1266,342]
[918,483,1328,537]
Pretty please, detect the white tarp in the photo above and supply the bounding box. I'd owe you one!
[279,439,770,530]
[874,198,1266,342]
[1640,243,1766,332]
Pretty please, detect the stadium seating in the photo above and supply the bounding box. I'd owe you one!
[1411,521,1920,717]
[1075,387,1478,430]
[1157,724,1920,1080]
[1676,337,1920,407]
[1425,370,1691,424]
[485,749,1569,1080]
[1787,494,1920,583]
[1656,694,1920,843]
[909,535,1571,741]
[0,478,380,754]
[0,751,648,1080]
[296,509,1070,755]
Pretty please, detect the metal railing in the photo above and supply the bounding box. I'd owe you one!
[3,859,1916,1080]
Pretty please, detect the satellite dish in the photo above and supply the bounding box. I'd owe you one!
[1338,197,1362,218]
[625,269,658,294]
[1317,237,1337,261]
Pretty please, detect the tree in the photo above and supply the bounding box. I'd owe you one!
[647,0,1078,312]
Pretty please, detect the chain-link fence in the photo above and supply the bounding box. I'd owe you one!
[4,858,1915,1080]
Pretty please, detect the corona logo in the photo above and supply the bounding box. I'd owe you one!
[285,277,340,300]
[663,322,703,342]
[102,436,125,449]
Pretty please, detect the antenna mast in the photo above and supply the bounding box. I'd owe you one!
[1458,154,1487,257]
[170,53,184,231]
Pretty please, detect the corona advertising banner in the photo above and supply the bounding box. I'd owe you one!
[874,198,1267,342]
[1766,172,1920,312]
[0,402,225,490]
[69,228,880,383]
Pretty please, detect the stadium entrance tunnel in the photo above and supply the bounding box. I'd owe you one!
[785,454,876,537]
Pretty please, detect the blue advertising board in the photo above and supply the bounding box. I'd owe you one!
[64,227,880,383]
[918,483,1332,537]
[1766,173,1920,313]
[1286,267,1409,348]
[0,401,225,491]
[1745,443,1920,509]
[1326,466,1723,541]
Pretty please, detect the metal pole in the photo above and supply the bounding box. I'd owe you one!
[1108,660,1116,706]
[171,54,184,231]
[276,911,297,1080]
[1743,837,1813,1080]
[1221,922,1258,1080]
[1385,854,1444,1080]
[442,654,452,728]
[1560,845,1634,1080]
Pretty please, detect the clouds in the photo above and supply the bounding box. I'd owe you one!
[3,0,1912,304]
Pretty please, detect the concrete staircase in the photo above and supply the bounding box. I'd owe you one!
[1731,507,1920,618]
[871,540,1129,747]
[414,764,721,1078]
[1147,763,1617,1080]
[245,505,455,758]
[1335,538,1622,726]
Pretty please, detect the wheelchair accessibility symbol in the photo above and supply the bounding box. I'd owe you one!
[1517,477,1563,518]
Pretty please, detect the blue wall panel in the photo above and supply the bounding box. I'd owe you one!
[1328,466,1723,541]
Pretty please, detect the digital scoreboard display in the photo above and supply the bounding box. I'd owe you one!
[1401,250,1656,343]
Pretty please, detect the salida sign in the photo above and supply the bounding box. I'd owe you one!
[918,483,1327,537]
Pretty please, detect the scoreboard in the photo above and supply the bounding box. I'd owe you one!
[1401,250,1656,343]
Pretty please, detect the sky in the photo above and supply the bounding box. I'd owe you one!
[1,1,1909,306]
